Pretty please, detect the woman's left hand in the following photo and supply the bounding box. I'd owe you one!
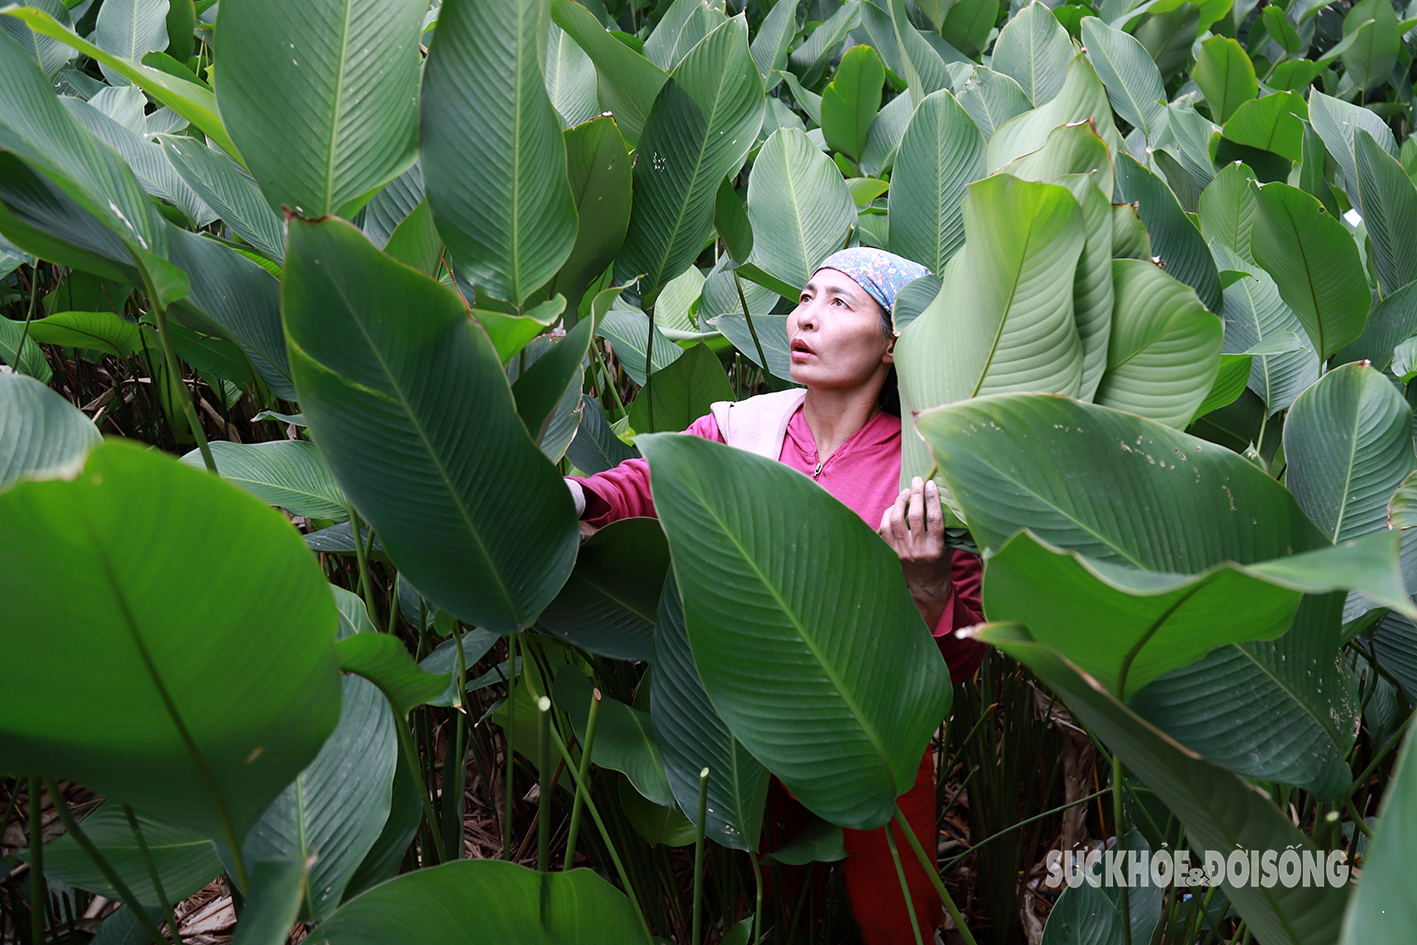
[879,476,954,628]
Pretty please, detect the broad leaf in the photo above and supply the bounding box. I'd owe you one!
[337,633,454,715]
[628,342,734,434]
[750,0,794,90]
[1081,16,1168,140]
[566,395,639,475]
[550,0,668,147]
[0,371,98,488]
[896,174,1085,483]
[1192,36,1256,124]
[1250,181,1370,361]
[1339,724,1417,942]
[0,440,342,843]
[555,667,676,806]
[990,1,1074,106]
[36,805,220,905]
[1354,130,1417,298]
[1335,281,1417,373]
[539,516,667,660]
[615,16,765,305]
[986,54,1119,172]
[282,215,578,633]
[422,0,576,305]
[820,43,885,164]
[179,440,348,521]
[0,0,74,76]
[229,857,307,945]
[637,433,951,830]
[1308,90,1398,207]
[1222,92,1306,164]
[1340,0,1401,92]
[159,136,283,260]
[546,21,599,127]
[747,127,856,288]
[1199,160,1257,259]
[1115,152,1224,315]
[709,312,792,380]
[644,0,726,73]
[886,89,985,273]
[597,304,684,384]
[556,116,633,313]
[955,66,1032,140]
[92,0,168,87]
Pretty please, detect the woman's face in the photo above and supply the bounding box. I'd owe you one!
[786,268,895,391]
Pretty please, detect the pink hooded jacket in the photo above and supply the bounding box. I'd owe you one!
[569,390,986,682]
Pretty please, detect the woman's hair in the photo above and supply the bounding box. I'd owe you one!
[871,296,901,416]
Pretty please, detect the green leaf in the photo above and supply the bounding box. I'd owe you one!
[915,392,1329,565]
[0,440,342,842]
[1199,160,1257,259]
[714,175,754,263]
[615,16,765,306]
[1094,257,1223,429]
[0,371,96,488]
[1115,151,1224,315]
[628,342,734,433]
[178,440,348,521]
[283,215,578,633]
[555,666,676,806]
[789,1,862,84]
[159,136,283,260]
[976,623,1349,945]
[987,52,1120,172]
[229,856,308,945]
[1222,92,1305,166]
[550,0,668,147]
[1250,181,1371,361]
[512,315,593,443]
[1040,870,1126,945]
[637,433,951,830]
[546,21,599,127]
[821,44,885,165]
[1335,281,1417,373]
[991,2,1074,107]
[92,0,168,86]
[337,633,454,715]
[1354,130,1417,299]
[746,127,856,288]
[886,89,985,273]
[776,69,822,125]
[984,528,1410,699]
[1339,724,1417,942]
[1081,16,1168,140]
[1307,89,1398,206]
[2,6,241,161]
[538,516,667,660]
[0,0,75,77]
[750,0,794,90]
[422,0,576,305]
[644,0,726,72]
[708,312,793,381]
[1285,362,1416,544]
[474,302,561,365]
[955,66,1032,141]
[0,313,51,384]
[1192,36,1256,124]
[896,174,1085,482]
[651,575,769,851]
[566,394,639,474]
[557,116,633,312]
[381,198,442,276]
[942,0,997,57]
[1341,0,1401,92]
[312,859,644,944]
[35,805,220,905]
[24,309,141,357]
[889,0,963,107]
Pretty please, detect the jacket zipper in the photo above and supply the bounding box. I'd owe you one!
[813,461,824,479]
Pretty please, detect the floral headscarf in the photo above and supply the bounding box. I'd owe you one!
[813,248,932,317]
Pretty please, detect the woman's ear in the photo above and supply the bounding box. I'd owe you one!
[882,331,898,365]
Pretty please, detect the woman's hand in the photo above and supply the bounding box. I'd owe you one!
[879,476,954,629]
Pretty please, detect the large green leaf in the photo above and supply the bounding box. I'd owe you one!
[1340,0,1401,92]
[215,0,420,219]
[550,0,668,148]
[789,0,862,85]
[1339,724,1417,942]
[1354,130,1417,299]
[555,666,676,806]
[179,440,348,521]
[885,89,985,273]
[709,312,792,380]
[889,0,961,107]
[1094,258,1223,428]
[1222,91,1306,165]
[160,136,284,260]
[35,805,220,905]
[955,66,1032,141]
[749,0,794,91]
[1198,160,1257,260]
[555,116,632,314]
[1115,152,1224,315]
[896,174,1085,483]
[92,0,167,86]
[0,371,98,487]
[1250,181,1371,361]
[651,575,769,851]
[1285,362,1416,544]
[1307,90,1398,206]
[422,0,576,306]
[1080,17,1168,141]
[990,2,1073,107]
[977,624,1349,945]
[746,127,856,288]
[546,21,599,127]
[820,43,885,164]
[914,393,1329,565]
[311,860,645,944]
[986,54,1119,172]
[637,433,951,830]
[0,0,74,76]
[538,516,667,661]
[983,528,1411,699]
[511,315,593,445]
[0,440,342,844]
[615,16,764,306]
[644,0,726,72]
[1335,281,1417,373]
[282,215,578,633]
[1192,36,1256,124]
[229,856,307,945]
[628,342,735,434]
[596,304,683,385]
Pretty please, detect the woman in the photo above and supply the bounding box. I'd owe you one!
[568,248,984,944]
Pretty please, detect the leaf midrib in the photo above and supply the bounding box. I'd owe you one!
[320,0,355,215]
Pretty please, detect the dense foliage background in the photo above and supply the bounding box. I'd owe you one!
[3,0,1417,942]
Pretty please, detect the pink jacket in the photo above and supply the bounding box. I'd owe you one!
[570,393,986,682]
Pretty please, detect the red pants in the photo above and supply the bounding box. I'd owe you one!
[765,751,940,944]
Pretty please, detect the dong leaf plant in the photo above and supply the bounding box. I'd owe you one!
[3,0,1417,941]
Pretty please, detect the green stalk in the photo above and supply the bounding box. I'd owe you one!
[537,695,553,872]
[15,264,40,373]
[28,777,46,945]
[885,822,924,945]
[892,804,977,945]
[392,710,446,864]
[504,633,518,861]
[140,268,215,474]
[441,626,470,861]
[644,304,656,431]
[1114,754,1133,945]
[1343,795,1375,839]
[563,686,602,871]
[346,505,374,618]
[731,270,771,384]
[590,341,627,417]
[691,767,709,945]
[122,806,180,938]
[748,853,764,945]
[44,780,170,945]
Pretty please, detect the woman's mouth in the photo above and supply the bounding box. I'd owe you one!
[790,339,815,360]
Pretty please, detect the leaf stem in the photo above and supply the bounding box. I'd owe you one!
[140,268,216,475]
[732,269,771,386]
[45,780,171,945]
[537,695,552,872]
[885,821,924,945]
[1114,754,1133,945]
[16,264,40,375]
[503,633,518,861]
[691,767,709,945]
[562,686,602,871]
[346,506,374,625]
[644,304,655,431]
[122,805,180,939]
[892,804,977,945]
[28,777,46,945]
[392,709,445,864]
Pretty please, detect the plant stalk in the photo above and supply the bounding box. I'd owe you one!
[15,264,40,374]
[122,805,181,938]
[644,304,655,431]
[143,277,216,474]
[885,821,925,945]
[537,695,552,872]
[392,710,446,864]
[504,633,518,861]
[563,685,602,871]
[748,853,764,945]
[691,767,709,945]
[892,804,978,945]
[28,777,46,945]
[44,780,170,945]
[1114,753,1133,945]
[732,270,771,386]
